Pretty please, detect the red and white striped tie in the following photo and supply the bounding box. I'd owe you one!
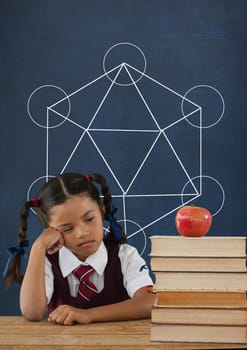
[73,265,98,301]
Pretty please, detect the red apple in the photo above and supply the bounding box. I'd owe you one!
[175,205,212,237]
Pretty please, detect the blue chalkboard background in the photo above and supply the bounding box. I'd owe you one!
[0,0,246,315]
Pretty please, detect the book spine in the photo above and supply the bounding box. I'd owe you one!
[150,236,247,257]
[154,272,247,291]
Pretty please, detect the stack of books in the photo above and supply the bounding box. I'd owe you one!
[149,235,247,343]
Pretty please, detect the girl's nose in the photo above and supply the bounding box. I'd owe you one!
[75,226,89,239]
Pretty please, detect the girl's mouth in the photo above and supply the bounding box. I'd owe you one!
[79,241,94,248]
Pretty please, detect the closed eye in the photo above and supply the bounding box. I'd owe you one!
[85,216,94,223]
[61,227,72,233]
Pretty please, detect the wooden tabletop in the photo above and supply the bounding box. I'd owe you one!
[0,317,247,349]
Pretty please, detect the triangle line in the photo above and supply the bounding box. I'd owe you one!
[124,63,201,110]
[161,130,199,195]
[60,130,88,173]
[123,65,161,130]
[48,63,123,109]
[48,107,86,130]
[86,65,124,129]
[89,129,159,133]
[125,132,161,194]
[112,193,198,197]
[125,62,202,131]
[162,107,201,131]
[87,132,125,193]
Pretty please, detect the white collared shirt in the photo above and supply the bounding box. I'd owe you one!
[45,241,153,303]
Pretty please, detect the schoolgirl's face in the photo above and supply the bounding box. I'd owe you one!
[48,195,104,261]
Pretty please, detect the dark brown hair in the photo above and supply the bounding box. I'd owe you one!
[5,173,126,288]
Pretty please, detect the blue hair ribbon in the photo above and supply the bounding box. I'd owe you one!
[2,240,29,277]
[104,206,123,241]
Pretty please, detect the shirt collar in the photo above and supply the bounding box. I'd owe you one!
[59,241,107,278]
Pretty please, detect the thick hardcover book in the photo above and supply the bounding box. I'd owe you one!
[154,290,247,307]
[150,324,247,343]
[151,256,247,272]
[151,306,247,326]
[150,235,247,257]
[154,271,247,291]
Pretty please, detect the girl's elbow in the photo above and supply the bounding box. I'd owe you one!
[22,313,43,322]
[20,304,45,322]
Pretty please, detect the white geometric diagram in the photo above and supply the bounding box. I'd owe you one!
[27,42,225,255]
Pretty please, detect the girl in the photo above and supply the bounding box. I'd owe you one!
[5,172,155,325]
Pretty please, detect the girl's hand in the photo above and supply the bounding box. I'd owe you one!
[48,305,91,325]
[36,227,64,255]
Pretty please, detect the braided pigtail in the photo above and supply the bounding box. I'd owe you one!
[4,200,35,289]
[90,173,127,244]
[4,172,127,288]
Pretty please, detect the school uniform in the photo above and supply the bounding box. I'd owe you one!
[45,241,153,313]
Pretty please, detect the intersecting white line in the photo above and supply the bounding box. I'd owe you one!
[60,130,88,174]
[124,65,161,130]
[49,63,124,109]
[113,193,199,197]
[89,129,159,132]
[86,65,124,130]
[87,131,125,193]
[51,65,124,176]
[125,63,201,110]
[161,130,199,195]
[48,64,201,193]
[125,131,161,194]
[45,60,202,239]
[163,108,201,131]
[48,107,86,130]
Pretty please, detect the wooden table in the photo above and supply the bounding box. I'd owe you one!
[0,317,247,349]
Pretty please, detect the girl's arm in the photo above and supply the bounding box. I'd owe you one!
[48,243,156,325]
[48,286,156,325]
[20,228,64,321]
[86,285,156,321]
